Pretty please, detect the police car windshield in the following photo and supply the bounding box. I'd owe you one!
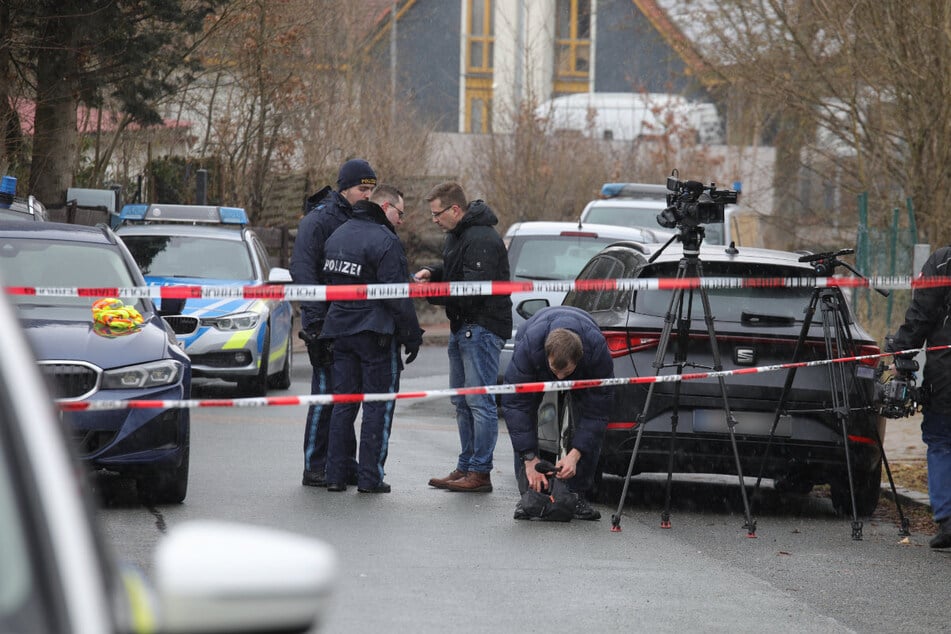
[121,235,254,281]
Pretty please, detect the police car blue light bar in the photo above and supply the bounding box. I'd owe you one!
[118,204,248,225]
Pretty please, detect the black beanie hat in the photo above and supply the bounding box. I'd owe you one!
[336,159,377,191]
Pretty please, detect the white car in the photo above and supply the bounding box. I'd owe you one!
[0,287,336,633]
[579,182,736,246]
[500,220,673,378]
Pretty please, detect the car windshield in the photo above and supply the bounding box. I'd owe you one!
[121,235,254,281]
[585,205,724,244]
[634,260,815,323]
[0,237,143,310]
[511,236,622,280]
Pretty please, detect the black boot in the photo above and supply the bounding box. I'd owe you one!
[929,518,951,549]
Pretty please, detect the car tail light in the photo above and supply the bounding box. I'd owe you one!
[559,230,598,238]
[603,330,659,357]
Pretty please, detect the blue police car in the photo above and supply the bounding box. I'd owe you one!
[116,204,294,396]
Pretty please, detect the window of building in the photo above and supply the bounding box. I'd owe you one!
[465,0,494,133]
[554,0,591,94]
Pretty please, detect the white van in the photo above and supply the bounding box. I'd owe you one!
[536,92,724,144]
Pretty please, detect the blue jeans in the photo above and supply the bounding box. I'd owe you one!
[921,411,951,522]
[448,325,504,473]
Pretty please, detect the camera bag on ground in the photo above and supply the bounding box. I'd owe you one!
[514,473,578,522]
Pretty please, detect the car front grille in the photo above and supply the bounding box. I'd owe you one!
[38,361,100,400]
[163,315,200,335]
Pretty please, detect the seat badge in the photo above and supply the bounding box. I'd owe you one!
[734,347,756,366]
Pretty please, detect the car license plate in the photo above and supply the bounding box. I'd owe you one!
[692,409,792,436]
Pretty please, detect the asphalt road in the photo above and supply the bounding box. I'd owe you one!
[96,345,949,633]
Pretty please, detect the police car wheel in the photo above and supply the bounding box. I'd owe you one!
[269,332,292,390]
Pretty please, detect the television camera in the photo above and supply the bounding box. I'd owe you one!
[875,346,921,419]
[656,173,738,230]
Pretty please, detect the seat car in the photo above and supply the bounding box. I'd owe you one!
[579,181,735,245]
[543,240,886,515]
[500,220,673,378]
[0,283,336,633]
[0,221,191,503]
[116,204,294,396]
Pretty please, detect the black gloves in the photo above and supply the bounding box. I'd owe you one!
[299,328,333,367]
[404,342,420,365]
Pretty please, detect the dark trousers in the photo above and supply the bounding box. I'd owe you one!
[303,358,356,478]
[513,445,602,497]
[326,332,400,488]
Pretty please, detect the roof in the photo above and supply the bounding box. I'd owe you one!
[504,220,673,243]
[0,219,114,243]
[12,99,192,135]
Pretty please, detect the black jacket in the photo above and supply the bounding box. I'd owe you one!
[319,200,422,348]
[501,306,614,457]
[425,200,512,340]
[289,186,352,332]
[888,245,951,413]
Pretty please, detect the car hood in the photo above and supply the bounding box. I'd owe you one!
[18,305,171,369]
[145,276,259,318]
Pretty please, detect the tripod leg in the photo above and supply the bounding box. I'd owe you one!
[876,428,911,536]
[695,275,756,537]
[611,282,686,532]
[823,298,863,540]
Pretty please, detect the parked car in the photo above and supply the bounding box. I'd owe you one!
[500,220,673,378]
[0,282,337,633]
[0,220,191,503]
[116,204,294,397]
[0,193,48,222]
[542,240,885,516]
[579,181,736,245]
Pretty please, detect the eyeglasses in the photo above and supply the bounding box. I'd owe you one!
[431,204,453,218]
[385,201,405,219]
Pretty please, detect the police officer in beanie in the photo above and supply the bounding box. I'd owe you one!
[291,158,377,487]
[319,184,423,493]
[501,306,613,520]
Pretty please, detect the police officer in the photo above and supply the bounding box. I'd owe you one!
[290,158,377,487]
[501,306,614,520]
[319,184,423,493]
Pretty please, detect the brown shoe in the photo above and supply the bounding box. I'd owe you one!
[428,469,467,489]
[445,471,492,493]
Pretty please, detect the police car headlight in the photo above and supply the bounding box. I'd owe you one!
[200,311,260,331]
[102,360,183,389]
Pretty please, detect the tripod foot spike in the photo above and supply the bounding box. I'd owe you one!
[660,512,671,529]
[851,521,863,541]
[610,515,622,532]
[898,518,911,537]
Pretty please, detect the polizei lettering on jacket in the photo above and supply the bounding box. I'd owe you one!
[323,258,362,277]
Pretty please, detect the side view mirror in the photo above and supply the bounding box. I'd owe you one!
[516,298,549,320]
[268,267,292,284]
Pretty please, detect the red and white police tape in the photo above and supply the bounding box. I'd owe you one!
[57,345,942,412]
[6,274,951,302]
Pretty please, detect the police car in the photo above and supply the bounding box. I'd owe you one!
[116,204,294,396]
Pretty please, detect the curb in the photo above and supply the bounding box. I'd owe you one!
[881,483,932,511]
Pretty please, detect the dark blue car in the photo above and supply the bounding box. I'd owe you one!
[0,221,191,503]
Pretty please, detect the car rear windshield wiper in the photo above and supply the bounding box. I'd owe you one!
[515,274,562,281]
[741,311,796,326]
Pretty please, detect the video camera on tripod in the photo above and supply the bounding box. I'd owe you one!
[656,173,738,230]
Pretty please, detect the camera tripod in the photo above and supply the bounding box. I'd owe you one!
[610,227,757,537]
[750,249,909,540]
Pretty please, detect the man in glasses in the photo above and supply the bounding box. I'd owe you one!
[319,184,422,493]
[291,158,377,489]
[414,181,512,493]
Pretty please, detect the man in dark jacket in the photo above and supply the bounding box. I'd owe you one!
[501,306,614,520]
[887,246,951,548]
[319,184,423,493]
[290,158,377,487]
[414,181,512,493]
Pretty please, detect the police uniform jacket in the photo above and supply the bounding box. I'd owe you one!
[423,200,512,340]
[889,245,951,413]
[318,200,422,347]
[501,306,614,457]
[289,186,352,332]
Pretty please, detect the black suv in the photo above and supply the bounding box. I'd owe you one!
[542,240,885,515]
